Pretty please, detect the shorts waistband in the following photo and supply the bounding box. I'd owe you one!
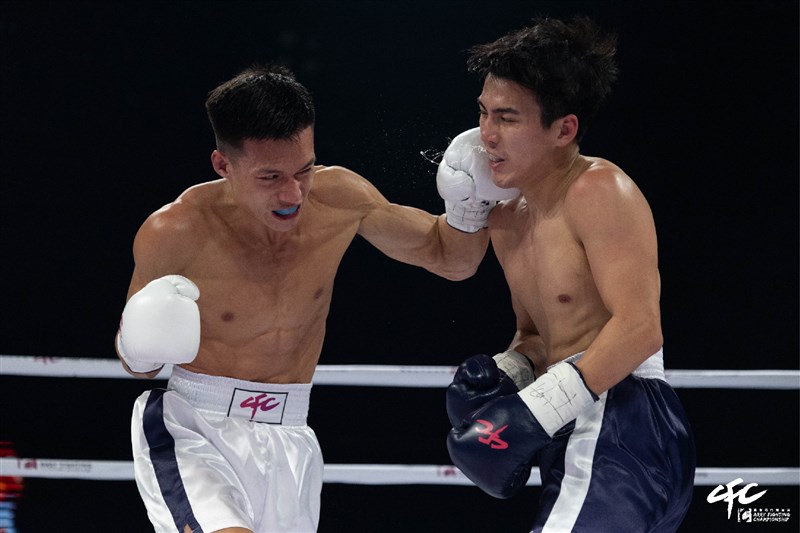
[558,348,666,381]
[168,366,311,426]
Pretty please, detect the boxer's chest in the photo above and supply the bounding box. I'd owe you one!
[496,213,597,329]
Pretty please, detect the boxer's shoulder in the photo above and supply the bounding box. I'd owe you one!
[144,199,208,238]
[309,165,383,212]
[567,157,631,199]
[564,157,650,229]
[133,185,215,265]
[312,164,370,191]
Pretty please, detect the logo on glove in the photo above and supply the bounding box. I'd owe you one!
[475,419,509,450]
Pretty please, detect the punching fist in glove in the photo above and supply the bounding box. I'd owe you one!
[446,350,535,427]
[447,361,598,499]
[116,275,201,374]
[437,128,519,233]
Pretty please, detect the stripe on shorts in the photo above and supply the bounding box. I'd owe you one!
[542,395,606,533]
[143,389,202,533]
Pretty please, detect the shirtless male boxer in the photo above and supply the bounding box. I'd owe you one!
[115,65,516,533]
[445,17,696,532]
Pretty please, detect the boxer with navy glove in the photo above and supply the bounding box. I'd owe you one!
[447,360,598,499]
[439,17,696,530]
[446,350,535,427]
[116,274,201,374]
[436,127,519,233]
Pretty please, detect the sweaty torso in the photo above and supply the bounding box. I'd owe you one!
[151,167,369,383]
[489,158,612,370]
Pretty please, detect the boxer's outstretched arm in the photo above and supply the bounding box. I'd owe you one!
[357,128,518,280]
[359,201,489,281]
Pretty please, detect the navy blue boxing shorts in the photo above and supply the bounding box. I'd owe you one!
[530,349,695,533]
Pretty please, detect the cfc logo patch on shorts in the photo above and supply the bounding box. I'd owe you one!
[228,388,289,423]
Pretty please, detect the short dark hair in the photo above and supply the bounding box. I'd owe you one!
[205,65,315,151]
[467,16,618,143]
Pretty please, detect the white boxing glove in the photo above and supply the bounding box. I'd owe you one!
[436,128,519,233]
[116,275,201,373]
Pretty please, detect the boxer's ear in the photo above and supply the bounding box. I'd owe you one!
[211,149,231,178]
[553,114,578,147]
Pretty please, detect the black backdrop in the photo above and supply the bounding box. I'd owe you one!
[1,1,797,531]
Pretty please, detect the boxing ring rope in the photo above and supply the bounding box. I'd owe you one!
[1,457,797,487]
[2,355,799,487]
[2,355,799,389]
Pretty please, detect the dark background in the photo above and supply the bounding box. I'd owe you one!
[1,1,797,531]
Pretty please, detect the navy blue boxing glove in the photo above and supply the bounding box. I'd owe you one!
[446,351,535,427]
[447,361,598,499]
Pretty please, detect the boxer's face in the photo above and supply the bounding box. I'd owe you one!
[213,127,316,232]
[478,76,555,189]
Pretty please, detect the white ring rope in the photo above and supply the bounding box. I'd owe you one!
[1,355,798,389]
[1,458,797,486]
[3,356,798,488]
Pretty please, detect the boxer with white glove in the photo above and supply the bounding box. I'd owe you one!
[436,128,519,233]
[116,275,201,374]
[446,350,535,427]
[447,361,598,499]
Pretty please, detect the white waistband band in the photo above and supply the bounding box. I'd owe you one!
[168,366,311,426]
[558,348,666,381]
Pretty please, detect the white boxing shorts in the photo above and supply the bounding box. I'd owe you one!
[131,366,323,533]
